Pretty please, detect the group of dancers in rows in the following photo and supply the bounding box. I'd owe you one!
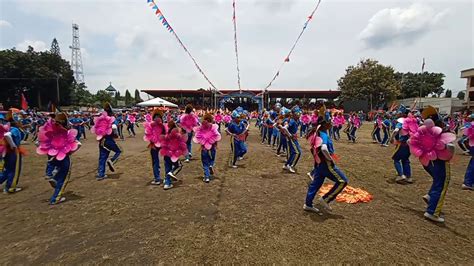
[255,103,473,223]
[1,102,472,223]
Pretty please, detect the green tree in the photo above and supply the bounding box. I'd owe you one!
[395,72,445,99]
[95,90,112,105]
[134,89,142,104]
[457,91,466,100]
[124,89,132,106]
[338,59,400,107]
[444,89,452,98]
[71,83,94,106]
[0,47,74,109]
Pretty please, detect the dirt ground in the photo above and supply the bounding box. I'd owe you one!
[0,122,472,264]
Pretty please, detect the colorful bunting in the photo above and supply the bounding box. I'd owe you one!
[263,0,322,91]
[146,0,218,91]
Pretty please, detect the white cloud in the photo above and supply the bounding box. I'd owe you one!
[0,20,12,28]
[16,40,48,52]
[359,3,448,49]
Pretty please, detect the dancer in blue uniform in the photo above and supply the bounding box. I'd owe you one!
[0,111,24,193]
[282,106,302,173]
[96,103,122,180]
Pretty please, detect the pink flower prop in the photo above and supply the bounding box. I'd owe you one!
[401,115,419,136]
[353,116,361,128]
[91,112,115,140]
[128,114,136,124]
[145,114,152,123]
[300,114,310,125]
[307,129,323,164]
[223,115,232,124]
[193,121,222,150]
[0,123,11,157]
[310,115,318,125]
[214,114,223,123]
[409,124,456,166]
[180,113,199,133]
[159,128,188,162]
[143,119,164,147]
[466,122,474,146]
[36,123,79,161]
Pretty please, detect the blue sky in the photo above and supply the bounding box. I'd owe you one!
[0,0,473,97]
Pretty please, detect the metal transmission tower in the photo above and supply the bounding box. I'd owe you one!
[69,23,84,83]
[50,38,61,56]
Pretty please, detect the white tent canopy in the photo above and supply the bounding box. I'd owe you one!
[137,97,178,108]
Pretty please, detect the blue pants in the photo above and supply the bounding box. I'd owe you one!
[0,150,22,192]
[163,156,183,186]
[392,144,411,177]
[423,160,450,216]
[73,126,81,140]
[372,127,381,143]
[230,137,246,166]
[49,156,72,204]
[261,127,267,143]
[202,147,216,178]
[286,138,301,168]
[46,155,55,177]
[300,124,307,137]
[97,137,122,177]
[347,127,357,142]
[271,128,278,146]
[463,147,474,187]
[150,148,161,182]
[267,127,273,145]
[277,134,287,154]
[118,124,124,140]
[306,162,348,206]
[127,123,136,136]
[458,136,468,152]
[381,128,391,145]
[185,132,193,160]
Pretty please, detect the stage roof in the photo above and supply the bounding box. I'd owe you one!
[142,89,340,99]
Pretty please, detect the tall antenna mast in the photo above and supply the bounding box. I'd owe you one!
[70,23,84,83]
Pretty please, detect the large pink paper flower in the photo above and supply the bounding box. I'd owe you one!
[0,123,11,157]
[466,122,474,146]
[193,121,221,150]
[128,114,136,124]
[143,119,165,148]
[307,129,323,163]
[223,115,232,124]
[300,114,310,125]
[409,124,456,166]
[145,114,152,123]
[91,112,115,140]
[401,115,419,136]
[214,114,223,124]
[310,115,318,125]
[36,123,79,161]
[180,113,199,133]
[159,128,188,162]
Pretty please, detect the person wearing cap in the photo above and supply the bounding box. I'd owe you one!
[97,103,122,180]
[69,113,84,141]
[304,115,349,213]
[276,110,290,157]
[226,110,247,168]
[0,111,24,193]
[390,109,412,184]
[282,106,302,173]
[47,113,82,205]
[415,106,455,223]
[265,111,276,147]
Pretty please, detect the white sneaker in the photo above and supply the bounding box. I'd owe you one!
[422,194,430,205]
[319,198,333,212]
[307,172,314,181]
[238,157,243,161]
[282,165,289,170]
[303,204,320,213]
[163,184,173,190]
[203,177,210,183]
[231,165,238,169]
[50,197,66,205]
[288,166,296,173]
[167,172,178,181]
[424,212,445,223]
[151,180,161,186]
[185,159,190,163]
[4,187,22,194]
[461,184,473,190]
[395,175,406,183]
[405,177,413,184]
[381,144,389,147]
